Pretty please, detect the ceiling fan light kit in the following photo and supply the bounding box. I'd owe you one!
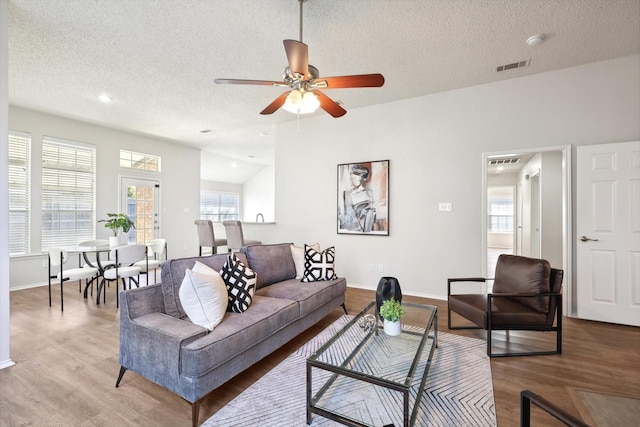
[282,90,320,114]
[214,0,384,118]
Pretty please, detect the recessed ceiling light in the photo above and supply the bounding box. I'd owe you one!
[98,94,111,103]
[526,34,545,47]
[231,162,237,168]
[259,131,268,137]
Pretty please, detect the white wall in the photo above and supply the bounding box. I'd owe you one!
[8,107,202,289]
[243,164,275,222]
[0,0,14,369]
[249,54,640,300]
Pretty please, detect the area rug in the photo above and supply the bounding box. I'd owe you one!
[204,315,496,426]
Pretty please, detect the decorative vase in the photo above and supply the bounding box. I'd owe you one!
[109,236,120,247]
[376,277,402,321]
[383,319,402,336]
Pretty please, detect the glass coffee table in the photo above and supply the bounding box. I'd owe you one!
[306,300,438,427]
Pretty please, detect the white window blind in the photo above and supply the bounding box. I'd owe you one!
[41,137,96,250]
[8,131,31,255]
[200,191,239,221]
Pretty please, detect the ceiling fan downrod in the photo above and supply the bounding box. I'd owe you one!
[298,0,308,43]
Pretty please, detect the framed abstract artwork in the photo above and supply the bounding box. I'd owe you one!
[337,160,389,235]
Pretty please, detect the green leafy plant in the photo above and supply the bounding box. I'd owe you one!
[99,213,135,236]
[379,298,405,322]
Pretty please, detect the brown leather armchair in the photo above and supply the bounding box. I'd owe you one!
[447,254,563,357]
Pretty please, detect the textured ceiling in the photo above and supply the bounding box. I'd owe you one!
[8,0,640,183]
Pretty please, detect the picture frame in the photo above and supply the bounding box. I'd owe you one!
[337,160,389,235]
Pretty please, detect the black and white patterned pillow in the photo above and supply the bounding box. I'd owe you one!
[220,254,257,313]
[302,245,337,282]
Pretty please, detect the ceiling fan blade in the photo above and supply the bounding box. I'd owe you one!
[313,73,385,89]
[214,78,284,86]
[313,90,347,118]
[283,39,309,77]
[260,92,290,115]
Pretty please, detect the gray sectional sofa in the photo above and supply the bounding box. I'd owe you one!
[116,243,347,426]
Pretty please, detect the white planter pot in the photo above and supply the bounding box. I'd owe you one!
[383,319,402,336]
[109,236,120,247]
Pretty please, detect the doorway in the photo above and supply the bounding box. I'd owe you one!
[482,145,572,314]
[120,177,160,244]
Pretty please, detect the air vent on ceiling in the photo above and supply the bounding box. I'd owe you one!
[488,158,520,166]
[496,59,530,72]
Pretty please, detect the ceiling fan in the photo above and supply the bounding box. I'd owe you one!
[214,0,384,118]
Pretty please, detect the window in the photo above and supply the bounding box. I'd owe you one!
[200,191,239,222]
[41,137,96,250]
[487,187,514,232]
[8,131,31,255]
[120,150,161,172]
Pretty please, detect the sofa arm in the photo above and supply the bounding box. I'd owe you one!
[119,287,209,394]
[119,283,166,319]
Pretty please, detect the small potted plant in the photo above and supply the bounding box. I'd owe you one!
[99,213,135,246]
[379,298,405,336]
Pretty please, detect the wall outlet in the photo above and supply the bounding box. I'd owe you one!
[378,264,384,272]
[439,202,453,212]
[368,263,374,271]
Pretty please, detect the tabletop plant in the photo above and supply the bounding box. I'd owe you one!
[379,298,405,322]
[99,213,135,236]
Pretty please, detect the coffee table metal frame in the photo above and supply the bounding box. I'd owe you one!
[306,300,438,427]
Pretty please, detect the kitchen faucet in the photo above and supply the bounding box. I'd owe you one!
[256,213,264,222]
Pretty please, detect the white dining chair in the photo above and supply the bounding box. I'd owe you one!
[98,244,146,308]
[48,248,100,312]
[134,238,167,284]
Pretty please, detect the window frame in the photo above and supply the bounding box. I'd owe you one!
[119,149,161,172]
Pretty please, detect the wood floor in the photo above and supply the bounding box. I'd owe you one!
[1,283,638,426]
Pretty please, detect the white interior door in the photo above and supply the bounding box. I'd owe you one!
[120,177,160,244]
[577,141,640,326]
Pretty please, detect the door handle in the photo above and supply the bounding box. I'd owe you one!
[580,235,599,242]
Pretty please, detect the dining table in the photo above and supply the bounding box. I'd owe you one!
[59,243,115,303]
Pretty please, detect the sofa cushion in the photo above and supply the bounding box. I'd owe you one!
[255,277,346,317]
[179,269,228,331]
[492,254,551,313]
[241,243,296,289]
[221,254,257,313]
[302,245,337,282]
[180,295,299,377]
[160,253,249,319]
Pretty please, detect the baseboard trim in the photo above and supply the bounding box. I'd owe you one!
[0,358,16,370]
[346,283,446,301]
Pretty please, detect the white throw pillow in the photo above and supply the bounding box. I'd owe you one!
[193,260,218,277]
[290,243,320,279]
[179,268,228,331]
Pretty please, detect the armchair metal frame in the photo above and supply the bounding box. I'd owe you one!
[448,267,563,358]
